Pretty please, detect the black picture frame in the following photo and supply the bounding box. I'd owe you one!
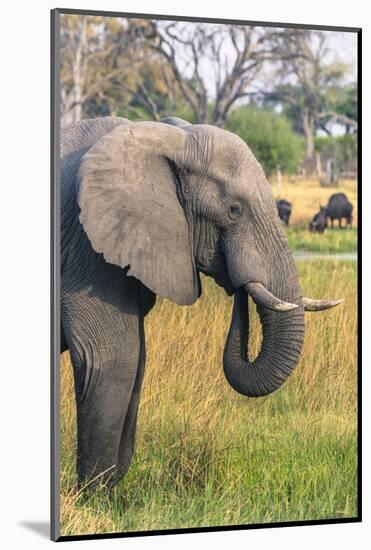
[51,8,362,542]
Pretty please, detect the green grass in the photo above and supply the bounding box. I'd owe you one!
[60,260,358,535]
[287,226,357,253]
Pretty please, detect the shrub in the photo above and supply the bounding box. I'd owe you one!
[226,105,304,177]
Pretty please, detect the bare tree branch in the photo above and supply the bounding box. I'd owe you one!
[317,111,357,127]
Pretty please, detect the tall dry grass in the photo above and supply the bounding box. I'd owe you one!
[59,259,357,536]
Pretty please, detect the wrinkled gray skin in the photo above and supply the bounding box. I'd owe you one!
[61,116,337,488]
[326,192,353,228]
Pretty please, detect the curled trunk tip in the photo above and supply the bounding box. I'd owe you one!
[223,288,305,398]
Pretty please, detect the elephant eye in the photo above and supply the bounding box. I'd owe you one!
[229,202,243,219]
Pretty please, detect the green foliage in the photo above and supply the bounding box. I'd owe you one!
[266,84,311,135]
[117,98,198,124]
[226,106,304,176]
[314,134,357,172]
[287,226,357,253]
[337,134,358,167]
[333,83,358,128]
[165,105,197,124]
[117,105,152,121]
[267,81,356,137]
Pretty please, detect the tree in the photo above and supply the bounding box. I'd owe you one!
[60,17,357,143]
[226,105,304,177]
[60,15,161,124]
[330,83,358,134]
[133,21,303,127]
[314,134,357,175]
[263,30,356,159]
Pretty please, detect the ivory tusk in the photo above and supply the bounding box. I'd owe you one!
[302,297,345,312]
[244,282,298,312]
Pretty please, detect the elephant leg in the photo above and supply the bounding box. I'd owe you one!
[74,343,141,488]
[113,286,156,483]
[62,274,143,488]
[114,328,146,483]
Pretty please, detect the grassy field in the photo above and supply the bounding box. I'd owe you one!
[272,178,358,227]
[60,259,358,536]
[287,226,357,253]
[272,178,357,253]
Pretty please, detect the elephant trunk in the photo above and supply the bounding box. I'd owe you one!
[223,243,305,397]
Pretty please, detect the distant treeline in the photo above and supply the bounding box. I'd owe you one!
[61,15,357,177]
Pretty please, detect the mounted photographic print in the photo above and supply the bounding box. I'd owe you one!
[51,8,361,541]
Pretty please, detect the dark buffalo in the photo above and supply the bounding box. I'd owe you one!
[276,199,292,226]
[309,206,328,233]
[326,193,353,228]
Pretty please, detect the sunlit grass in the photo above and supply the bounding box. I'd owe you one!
[287,226,357,253]
[271,178,357,253]
[59,260,358,535]
[272,178,357,226]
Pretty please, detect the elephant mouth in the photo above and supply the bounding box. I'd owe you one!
[202,269,234,295]
[217,276,235,295]
[197,254,235,295]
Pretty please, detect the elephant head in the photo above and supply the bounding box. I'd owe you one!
[77,120,343,398]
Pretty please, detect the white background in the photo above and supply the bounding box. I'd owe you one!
[1,0,369,548]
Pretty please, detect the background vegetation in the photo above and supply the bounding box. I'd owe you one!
[226,106,304,176]
[61,16,357,182]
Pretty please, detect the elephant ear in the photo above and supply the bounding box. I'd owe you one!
[77,122,199,305]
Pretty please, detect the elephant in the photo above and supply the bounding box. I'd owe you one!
[309,206,328,233]
[326,192,353,228]
[60,116,344,488]
[276,199,292,226]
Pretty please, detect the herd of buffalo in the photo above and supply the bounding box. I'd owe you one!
[276,192,354,234]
